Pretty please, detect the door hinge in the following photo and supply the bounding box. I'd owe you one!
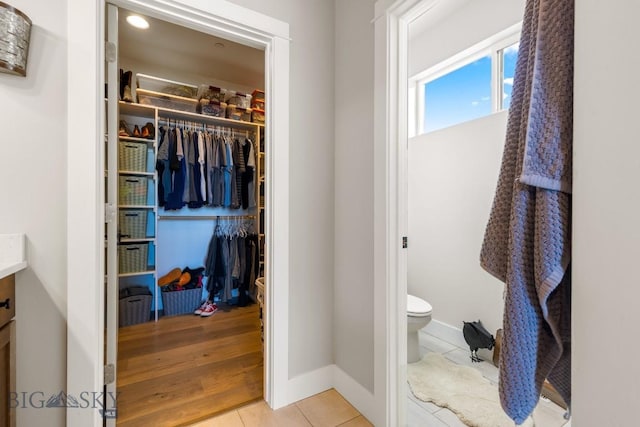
[105,203,116,224]
[104,363,115,384]
[402,236,408,248]
[105,42,117,63]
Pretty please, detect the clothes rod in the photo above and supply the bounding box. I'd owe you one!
[158,215,257,220]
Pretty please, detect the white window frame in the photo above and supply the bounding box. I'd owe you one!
[410,24,521,136]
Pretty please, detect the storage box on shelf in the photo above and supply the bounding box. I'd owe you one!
[226,91,252,109]
[137,73,198,98]
[251,108,265,124]
[119,175,149,205]
[118,242,150,274]
[197,84,227,103]
[118,140,148,172]
[119,285,152,327]
[137,89,199,113]
[161,287,202,316]
[199,101,227,117]
[119,210,149,240]
[226,104,253,122]
[251,89,264,102]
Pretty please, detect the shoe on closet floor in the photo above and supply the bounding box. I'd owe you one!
[194,301,209,315]
[158,267,181,286]
[200,302,218,317]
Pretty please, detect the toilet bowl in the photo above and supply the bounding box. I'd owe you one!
[407,294,432,363]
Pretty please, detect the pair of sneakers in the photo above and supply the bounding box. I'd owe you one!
[195,301,218,317]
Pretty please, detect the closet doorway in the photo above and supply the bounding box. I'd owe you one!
[101,2,290,426]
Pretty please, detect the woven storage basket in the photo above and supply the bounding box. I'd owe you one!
[162,287,202,316]
[119,176,148,205]
[119,141,148,172]
[119,286,152,327]
[118,243,149,274]
[119,210,148,239]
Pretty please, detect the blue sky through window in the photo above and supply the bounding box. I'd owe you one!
[421,42,520,134]
[423,55,491,133]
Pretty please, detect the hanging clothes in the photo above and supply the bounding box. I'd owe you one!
[242,138,256,209]
[203,218,260,304]
[157,123,257,211]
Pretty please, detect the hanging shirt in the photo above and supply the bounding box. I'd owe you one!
[223,137,233,207]
[198,131,207,203]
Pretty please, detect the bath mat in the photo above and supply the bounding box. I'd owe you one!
[408,353,534,427]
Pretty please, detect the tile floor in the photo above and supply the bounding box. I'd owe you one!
[189,330,571,427]
[188,389,372,427]
[407,330,571,427]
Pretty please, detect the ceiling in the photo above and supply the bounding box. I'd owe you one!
[118,9,265,89]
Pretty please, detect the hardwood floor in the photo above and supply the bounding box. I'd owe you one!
[117,303,263,427]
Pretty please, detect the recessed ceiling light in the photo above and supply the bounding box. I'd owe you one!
[126,15,149,30]
[214,42,225,48]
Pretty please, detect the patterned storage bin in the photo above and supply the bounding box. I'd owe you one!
[162,287,202,316]
[119,176,148,205]
[119,141,148,172]
[119,285,152,327]
[251,108,265,124]
[119,210,148,239]
[118,243,149,274]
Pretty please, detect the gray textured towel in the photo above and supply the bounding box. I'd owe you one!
[479,0,573,423]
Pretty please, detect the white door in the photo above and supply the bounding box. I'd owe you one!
[104,3,120,425]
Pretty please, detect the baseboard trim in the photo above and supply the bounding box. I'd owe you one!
[286,365,334,405]
[422,319,467,349]
[285,364,378,424]
[333,365,377,424]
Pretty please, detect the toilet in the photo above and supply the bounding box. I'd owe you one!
[407,294,432,363]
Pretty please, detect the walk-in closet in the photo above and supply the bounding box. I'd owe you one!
[104,6,267,425]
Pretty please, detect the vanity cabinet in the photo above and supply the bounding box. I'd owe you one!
[0,274,16,427]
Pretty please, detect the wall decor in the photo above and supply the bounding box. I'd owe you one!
[0,2,31,77]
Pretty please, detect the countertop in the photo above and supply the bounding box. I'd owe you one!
[0,234,27,279]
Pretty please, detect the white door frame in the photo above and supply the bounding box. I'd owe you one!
[67,1,290,426]
[373,0,434,425]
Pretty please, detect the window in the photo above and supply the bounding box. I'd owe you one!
[423,55,492,133]
[500,42,519,110]
[412,30,520,135]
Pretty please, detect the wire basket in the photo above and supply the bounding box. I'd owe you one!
[119,210,148,239]
[119,141,148,172]
[162,287,202,316]
[119,176,148,205]
[118,243,149,274]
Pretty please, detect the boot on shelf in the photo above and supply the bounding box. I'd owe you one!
[121,70,133,103]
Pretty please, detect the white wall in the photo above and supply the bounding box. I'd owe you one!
[334,0,375,393]
[573,1,640,425]
[408,0,525,78]
[408,113,506,336]
[226,0,336,380]
[0,0,68,425]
